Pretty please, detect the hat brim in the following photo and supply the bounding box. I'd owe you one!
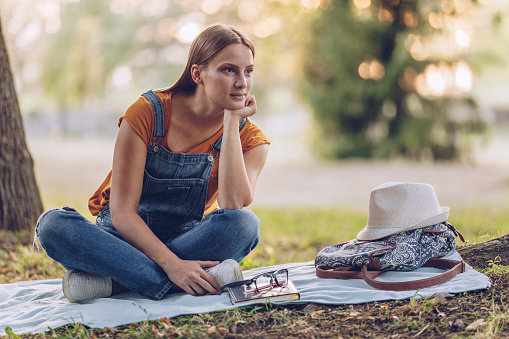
[356,206,450,241]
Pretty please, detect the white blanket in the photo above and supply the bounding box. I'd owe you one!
[0,251,490,335]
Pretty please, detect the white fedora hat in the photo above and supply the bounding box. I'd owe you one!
[356,182,449,241]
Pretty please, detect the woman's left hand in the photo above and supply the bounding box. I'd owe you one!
[224,94,257,120]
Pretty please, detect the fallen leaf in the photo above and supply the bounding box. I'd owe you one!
[151,324,163,337]
[310,310,325,318]
[466,319,486,331]
[207,326,216,334]
[349,311,361,317]
[160,317,171,325]
[219,327,228,333]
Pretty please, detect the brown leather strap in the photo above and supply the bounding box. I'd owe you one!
[361,258,465,291]
[316,265,384,280]
[316,258,466,291]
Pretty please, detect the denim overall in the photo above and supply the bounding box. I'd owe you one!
[35,91,259,300]
[96,90,247,242]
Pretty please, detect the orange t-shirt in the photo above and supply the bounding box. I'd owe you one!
[88,90,270,217]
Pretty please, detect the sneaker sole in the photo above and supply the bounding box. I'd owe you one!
[62,269,79,303]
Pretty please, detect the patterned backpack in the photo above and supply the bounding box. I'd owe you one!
[315,222,465,290]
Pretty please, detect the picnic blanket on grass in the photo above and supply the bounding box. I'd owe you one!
[0,250,490,335]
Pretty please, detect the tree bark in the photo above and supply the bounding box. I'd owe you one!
[458,234,509,271]
[0,17,44,233]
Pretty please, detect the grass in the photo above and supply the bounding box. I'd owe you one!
[1,206,508,338]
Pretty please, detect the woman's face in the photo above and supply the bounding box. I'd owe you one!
[199,43,254,111]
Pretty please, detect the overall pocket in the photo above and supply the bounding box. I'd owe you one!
[139,169,206,220]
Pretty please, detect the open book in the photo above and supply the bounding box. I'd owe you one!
[227,280,300,305]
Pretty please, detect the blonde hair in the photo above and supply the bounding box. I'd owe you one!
[164,23,255,94]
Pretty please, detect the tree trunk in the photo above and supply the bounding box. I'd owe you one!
[0,17,44,234]
[458,234,509,271]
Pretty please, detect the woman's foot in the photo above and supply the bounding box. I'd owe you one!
[62,270,112,303]
[205,259,244,287]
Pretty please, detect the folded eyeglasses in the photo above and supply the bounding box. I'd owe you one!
[218,268,289,295]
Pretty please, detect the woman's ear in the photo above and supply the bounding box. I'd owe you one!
[191,65,202,85]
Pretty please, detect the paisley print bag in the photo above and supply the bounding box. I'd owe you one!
[315,222,466,291]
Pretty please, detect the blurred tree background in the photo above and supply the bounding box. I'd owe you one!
[297,0,503,160]
[1,0,508,160]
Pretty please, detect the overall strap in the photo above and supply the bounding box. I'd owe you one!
[211,118,247,151]
[141,90,165,139]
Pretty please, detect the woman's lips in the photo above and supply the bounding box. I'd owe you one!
[230,93,246,100]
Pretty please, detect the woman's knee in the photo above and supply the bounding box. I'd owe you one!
[35,207,82,248]
[221,209,260,243]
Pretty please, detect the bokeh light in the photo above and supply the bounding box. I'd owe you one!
[358,59,385,81]
[237,0,265,23]
[429,12,443,28]
[353,0,371,10]
[454,29,470,48]
[201,0,222,15]
[176,23,201,44]
[414,60,473,97]
[112,66,133,88]
[301,0,321,12]
[454,61,473,92]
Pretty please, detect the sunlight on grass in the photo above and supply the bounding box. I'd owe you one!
[244,208,366,269]
[0,244,66,284]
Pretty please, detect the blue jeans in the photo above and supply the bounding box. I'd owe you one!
[35,207,260,300]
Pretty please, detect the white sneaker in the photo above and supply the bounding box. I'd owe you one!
[62,270,112,303]
[205,259,244,287]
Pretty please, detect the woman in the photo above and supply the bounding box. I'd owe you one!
[35,23,270,302]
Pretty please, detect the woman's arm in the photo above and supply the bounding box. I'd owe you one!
[217,95,269,209]
[109,122,220,295]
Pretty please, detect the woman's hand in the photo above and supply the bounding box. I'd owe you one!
[164,259,221,296]
[224,94,257,121]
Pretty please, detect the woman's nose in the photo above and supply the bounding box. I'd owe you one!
[235,74,247,88]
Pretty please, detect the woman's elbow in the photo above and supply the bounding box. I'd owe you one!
[109,204,133,228]
[220,195,254,210]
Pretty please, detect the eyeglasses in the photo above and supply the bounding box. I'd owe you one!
[218,268,289,295]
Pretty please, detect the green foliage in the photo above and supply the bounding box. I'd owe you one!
[4,327,21,339]
[247,207,366,267]
[298,0,487,160]
[482,257,509,275]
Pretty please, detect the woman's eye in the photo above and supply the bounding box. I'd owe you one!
[246,69,254,75]
[224,67,235,73]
